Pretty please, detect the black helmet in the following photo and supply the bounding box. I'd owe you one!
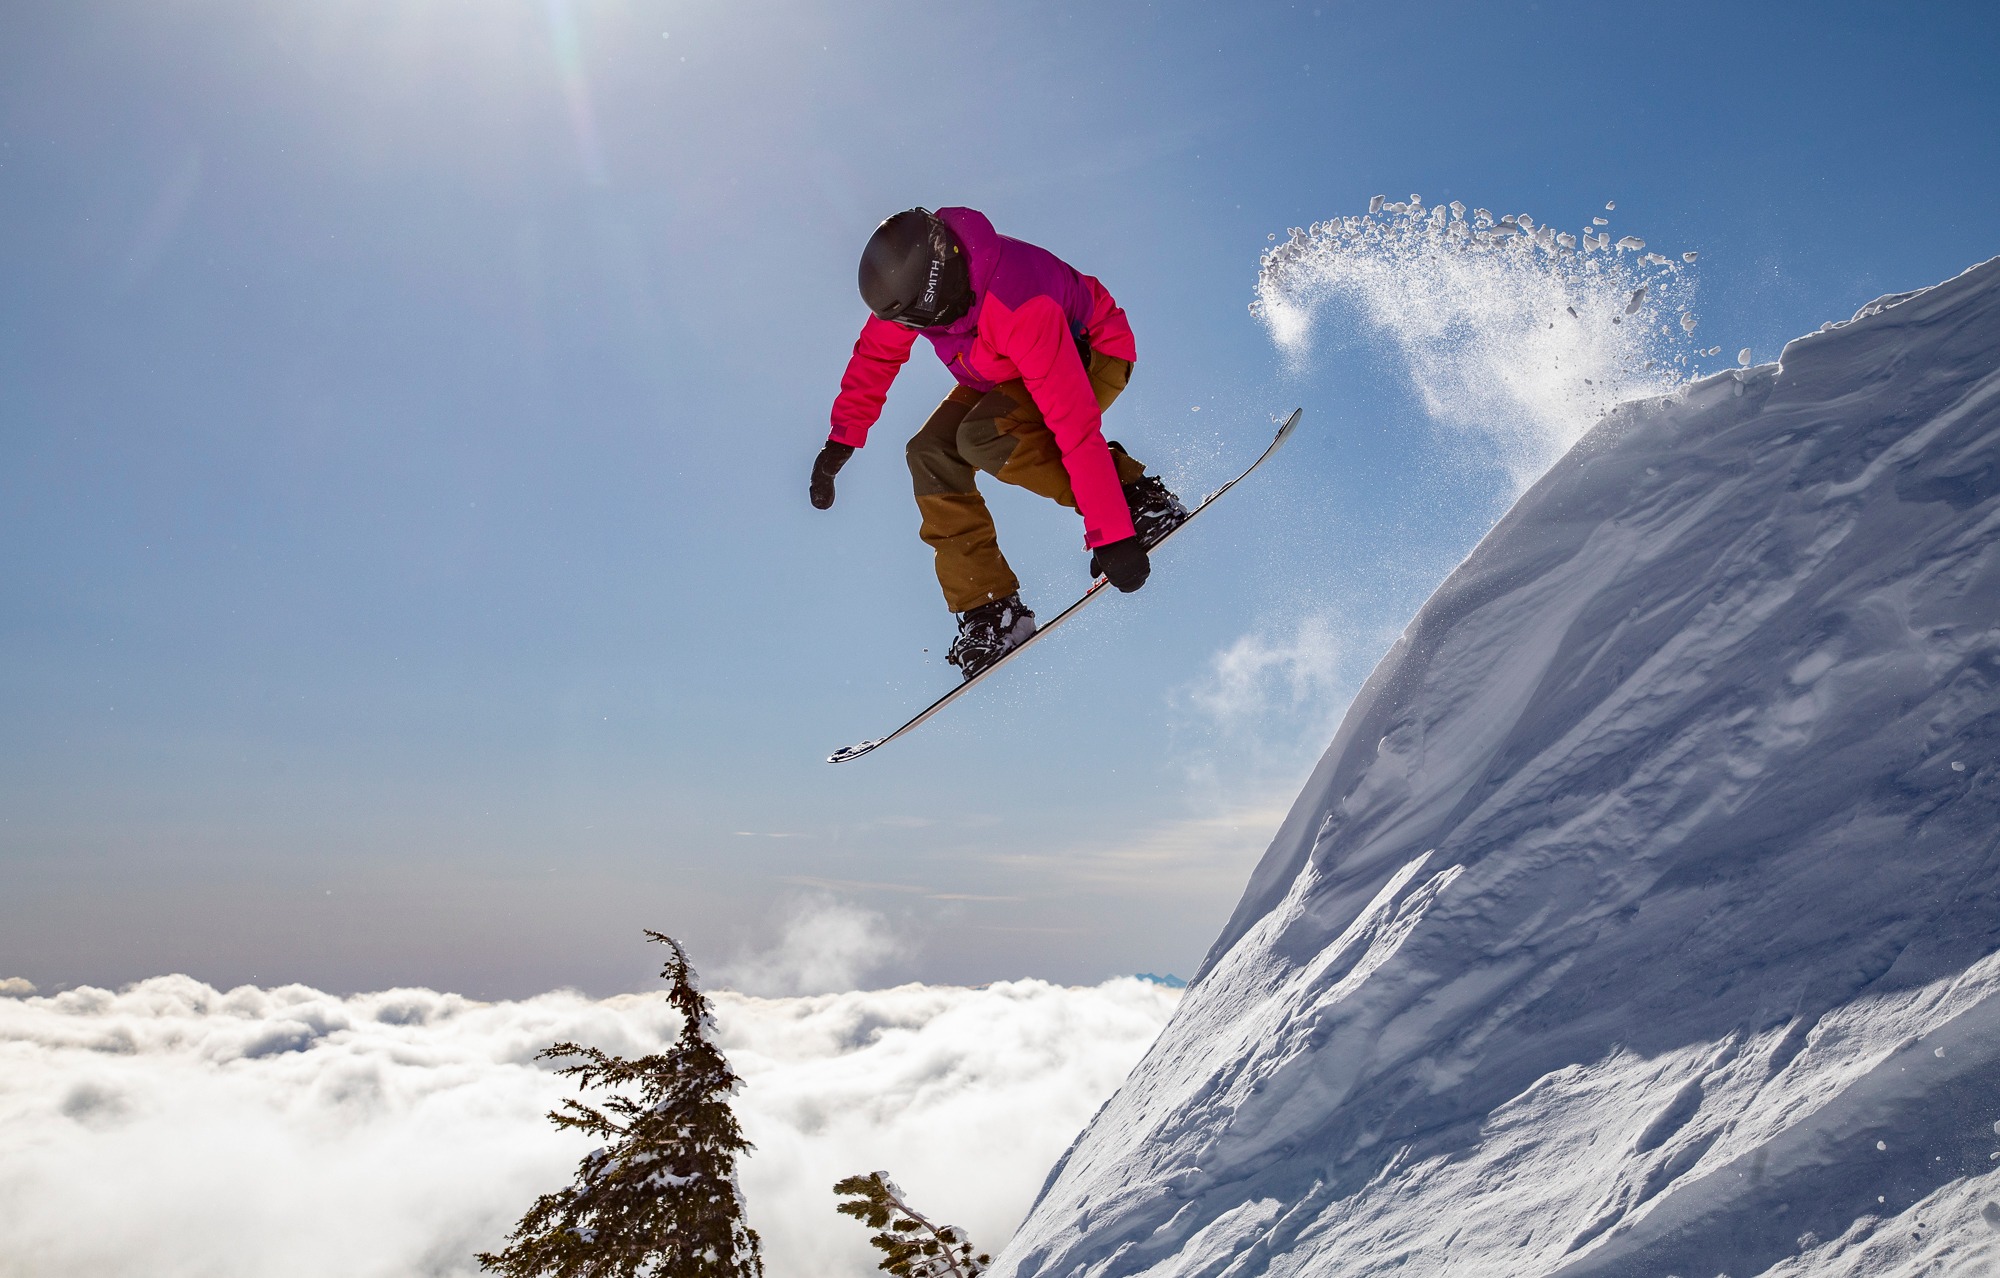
[859,208,972,329]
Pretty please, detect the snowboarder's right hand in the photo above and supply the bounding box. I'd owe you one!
[1089,536,1150,592]
[809,441,855,509]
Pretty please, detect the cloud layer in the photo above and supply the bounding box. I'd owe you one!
[0,972,1177,1278]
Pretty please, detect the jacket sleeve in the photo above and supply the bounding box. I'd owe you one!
[828,315,920,447]
[987,295,1136,548]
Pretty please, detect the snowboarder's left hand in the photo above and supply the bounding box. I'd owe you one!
[809,441,855,509]
[1090,537,1150,592]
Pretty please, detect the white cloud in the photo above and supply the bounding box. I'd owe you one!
[717,979,1179,1273]
[981,614,1354,912]
[1184,613,1343,731]
[1167,612,1357,815]
[0,972,1177,1278]
[717,894,907,997]
[0,977,34,997]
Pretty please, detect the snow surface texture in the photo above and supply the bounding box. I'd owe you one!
[0,974,1175,1278]
[1254,196,1706,489]
[999,257,2000,1278]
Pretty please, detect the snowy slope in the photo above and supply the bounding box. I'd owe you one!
[998,256,2000,1278]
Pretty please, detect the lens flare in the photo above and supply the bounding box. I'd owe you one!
[543,0,607,185]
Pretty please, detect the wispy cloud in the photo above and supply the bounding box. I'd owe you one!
[716,895,906,997]
[1184,613,1344,730]
[0,972,1178,1278]
[978,614,1359,906]
[981,800,1293,902]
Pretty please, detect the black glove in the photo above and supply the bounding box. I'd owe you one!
[1089,536,1150,592]
[809,441,855,509]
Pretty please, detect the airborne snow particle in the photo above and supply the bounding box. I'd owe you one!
[1683,251,1699,262]
[1615,236,1646,252]
[1605,200,1617,210]
[1449,200,1466,218]
[1877,1140,1888,1151]
[1369,194,1385,214]
[1953,761,1966,771]
[1252,194,1699,484]
[1739,348,1753,367]
[1626,287,1647,313]
[1593,217,1609,226]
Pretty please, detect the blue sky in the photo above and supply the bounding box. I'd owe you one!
[3,0,1995,997]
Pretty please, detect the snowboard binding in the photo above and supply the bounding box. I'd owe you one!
[947,594,1037,681]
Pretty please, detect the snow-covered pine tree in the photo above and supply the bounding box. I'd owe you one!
[833,1171,989,1278]
[477,931,762,1278]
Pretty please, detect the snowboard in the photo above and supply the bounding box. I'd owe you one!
[827,408,1303,764]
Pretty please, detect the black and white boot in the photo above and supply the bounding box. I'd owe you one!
[1123,473,1190,548]
[946,594,1037,681]
[1107,441,1191,548]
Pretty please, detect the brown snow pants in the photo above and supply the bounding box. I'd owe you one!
[906,351,1147,613]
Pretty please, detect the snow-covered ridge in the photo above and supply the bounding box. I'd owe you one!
[999,255,2000,1278]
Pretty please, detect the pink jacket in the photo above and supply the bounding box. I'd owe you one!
[828,207,1139,547]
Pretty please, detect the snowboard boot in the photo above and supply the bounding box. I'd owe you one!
[1108,445,1191,549]
[946,594,1037,681]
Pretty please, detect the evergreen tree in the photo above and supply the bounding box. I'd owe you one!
[478,931,762,1278]
[833,1171,989,1278]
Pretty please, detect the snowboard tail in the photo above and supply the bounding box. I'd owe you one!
[827,409,1303,763]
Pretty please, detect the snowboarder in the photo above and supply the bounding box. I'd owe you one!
[809,206,1189,679]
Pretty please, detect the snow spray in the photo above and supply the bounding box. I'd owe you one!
[1254,196,1713,489]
